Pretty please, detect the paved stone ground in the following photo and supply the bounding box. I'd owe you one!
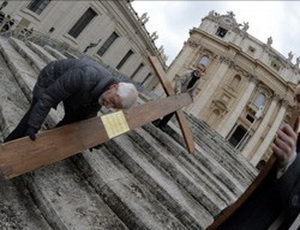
[0,36,258,230]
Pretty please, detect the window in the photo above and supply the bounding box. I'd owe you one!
[248,46,256,53]
[27,0,51,15]
[228,124,247,148]
[198,55,210,67]
[254,93,266,108]
[97,32,119,57]
[230,75,241,88]
[131,63,144,78]
[246,114,255,123]
[216,27,228,38]
[270,60,280,71]
[141,73,151,85]
[116,50,134,70]
[68,8,97,39]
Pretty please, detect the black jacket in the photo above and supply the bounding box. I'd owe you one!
[28,58,119,129]
[219,139,300,229]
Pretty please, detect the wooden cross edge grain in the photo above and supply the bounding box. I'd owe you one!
[206,105,300,229]
[149,56,195,153]
[0,93,193,180]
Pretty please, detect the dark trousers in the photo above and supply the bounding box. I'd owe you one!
[4,100,90,142]
[158,112,175,127]
[4,98,38,142]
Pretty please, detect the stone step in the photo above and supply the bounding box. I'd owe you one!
[142,123,250,196]
[163,115,257,186]
[9,37,47,73]
[129,126,241,203]
[0,53,53,230]
[103,132,213,229]
[26,41,57,63]
[72,147,188,230]
[44,45,68,60]
[23,159,129,230]
[129,127,239,201]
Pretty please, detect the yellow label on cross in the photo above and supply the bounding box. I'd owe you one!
[101,110,130,139]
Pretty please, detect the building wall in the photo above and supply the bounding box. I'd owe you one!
[162,11,300,166]
[0,0,166,90]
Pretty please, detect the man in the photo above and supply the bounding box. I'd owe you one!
[153,64,205,131]
[4,58,138,142]
[219,84,300,229]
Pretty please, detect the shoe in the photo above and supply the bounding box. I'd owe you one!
[152,119,161,127]
[158,125,167,132]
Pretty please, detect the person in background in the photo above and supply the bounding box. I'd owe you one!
[153,63,205,132]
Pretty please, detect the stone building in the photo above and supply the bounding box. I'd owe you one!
[160,10,300,167]
[0,0,166,90]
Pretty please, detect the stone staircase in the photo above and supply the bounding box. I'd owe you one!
[0,36,258,230]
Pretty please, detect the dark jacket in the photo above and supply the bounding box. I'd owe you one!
[28,58,119,129]
[219,139,300,229]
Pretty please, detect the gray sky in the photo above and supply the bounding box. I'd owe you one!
[131,1,300,65]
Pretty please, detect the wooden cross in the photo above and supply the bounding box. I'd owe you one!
[0,91,193,180]
[149,56,195,153]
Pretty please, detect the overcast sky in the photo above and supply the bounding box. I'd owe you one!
[131,1,300,65]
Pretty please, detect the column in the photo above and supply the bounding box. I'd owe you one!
[242,95,278,159]
[190,56,232,115]
[218,76,257,137]
[250,100,288,166]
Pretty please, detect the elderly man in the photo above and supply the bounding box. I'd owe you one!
[219,84,300,229]
[4,58,138,142]
[153,63,205,131]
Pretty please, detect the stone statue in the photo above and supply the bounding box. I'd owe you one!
[150,31,158,41]
[288,51,294,61]
[296,57,300,68]
[267,36,273,46]
[242,22,249,31]
[140,12,149,24]
[227,11,235,18]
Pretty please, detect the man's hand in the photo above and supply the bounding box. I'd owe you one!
[25,126,38,141]
[272,117,300,165]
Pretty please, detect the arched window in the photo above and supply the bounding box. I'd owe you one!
[231,75,241,88]
[198,55,209,67]
[254,93,266,108]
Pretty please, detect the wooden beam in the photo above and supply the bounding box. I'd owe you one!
[149,56,195,153]
[0,93,193,180]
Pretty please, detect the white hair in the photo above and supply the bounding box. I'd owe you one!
[117,82,138,109]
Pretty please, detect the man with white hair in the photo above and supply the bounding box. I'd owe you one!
[4,58,138,142]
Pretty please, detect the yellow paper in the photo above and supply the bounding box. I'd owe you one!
[101,110,130,139]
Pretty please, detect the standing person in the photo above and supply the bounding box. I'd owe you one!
[4,58,138,142]
[153,64,205,131]
[218,84,300,230]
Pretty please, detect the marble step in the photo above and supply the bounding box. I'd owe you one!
[26,41,57,64]
[72,147,188,230]
[44,44,68,60]
[142,123,251,196]
[103,132,214,229]
[23,159,129,230]
[9,37,47,73]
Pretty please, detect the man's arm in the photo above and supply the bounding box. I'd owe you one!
[27,69,84,130]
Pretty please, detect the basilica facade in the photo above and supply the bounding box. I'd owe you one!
[161,10,300,166]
